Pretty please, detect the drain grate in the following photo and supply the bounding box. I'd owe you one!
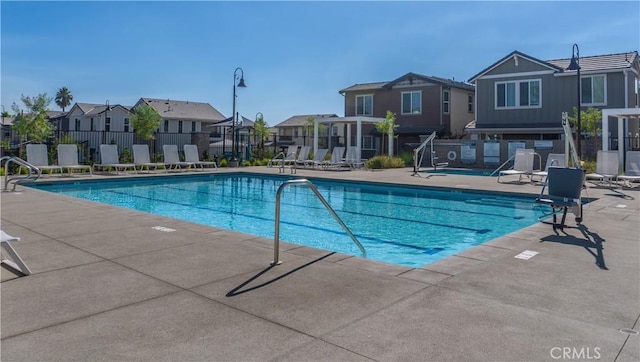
[619,328,639,335]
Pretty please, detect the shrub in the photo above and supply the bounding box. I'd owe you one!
[365,155,405,169]
[219,159,228,167]
[581,159,596,174]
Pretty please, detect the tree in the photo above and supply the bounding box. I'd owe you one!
[569,106,602,156]
[55,87,73,112]
[375,110,398,156]
[252,114,270,158]
[11,93,55,156]
[131,104,162,141]
[303,116,325,146]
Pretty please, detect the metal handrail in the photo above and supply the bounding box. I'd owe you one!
[1,156,42,191]
[272,179,366,265]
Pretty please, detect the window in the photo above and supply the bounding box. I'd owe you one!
[124,118,130,132]
[90,118,95,131]
[402,91,422,114]
[293,127,299,137]
[164,120,169,133]
[191,122,196,132]
[581,75,606,105]
[332,126,338,136]
[495,79,541,109]
[442,90,450,114]
[178,120,183,133]
[362,136,375,150]
[355,95,373,116]
[468,95,474,113]
[75,118,80,130]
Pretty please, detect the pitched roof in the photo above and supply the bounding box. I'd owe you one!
[139,98,225,122]
[469,50,639,83]
[273,114,338,128]
[546,51,639,74]
[339,72,474,94]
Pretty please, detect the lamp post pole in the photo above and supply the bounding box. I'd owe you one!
[231,67,246,163]
[567,44,581,159]
[255,112,263,157]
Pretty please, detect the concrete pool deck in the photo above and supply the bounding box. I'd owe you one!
[1,166,638,361]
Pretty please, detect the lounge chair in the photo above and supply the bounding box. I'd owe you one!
[132,144,166,173]
[26,144,62,174]
[345,146,365,169]
[616,151,640,187]
[322,146,346,169]
[57,144,92,175]
[162,145,195,171]
[531,153,566,183]
[95,144,138,174]
[268,145,298,168]
[497,149,535,183]
[1,230,31,276]
[294,146,311,168]
[304,148,328,168]
[586,150,619,187]
[536,167,585,230]
[184,144,217,170]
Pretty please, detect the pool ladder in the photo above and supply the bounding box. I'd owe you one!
[1,156,41,192]
[272,179,366,265]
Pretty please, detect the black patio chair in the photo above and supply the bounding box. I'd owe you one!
[536,167,585,230]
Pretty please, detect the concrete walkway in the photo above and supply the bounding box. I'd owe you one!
[1,167,638,361]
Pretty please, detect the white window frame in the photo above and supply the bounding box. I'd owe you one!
[105,117,111,131]
[581,74,607,106]
[163,120,169,133]
[468,95,474,113]
[442,90,450,114]
[355,94,373,116]
[124,118,130,132]
[75,118,80,130]
[401,91,422,115]
[191,121,196,132]
[178,120,183,133]
[495,79,542,110]
[362,135,375,150]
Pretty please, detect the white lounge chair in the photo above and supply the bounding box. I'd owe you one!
[323,146,346,169]
[1,230,31,276]
[95,144,138,174]
[616,151,640,187]
[26,144,62,174]
[57,144,92,175]
[163,145,195,171]
[294,146,311,168]
[498,149,535,183]
[184,144,217,170]
[268,145,298,167]
[304,148,328,168]
[133,144,166,173]
[346,146,365,169]
[532,153,566,183]
[586,150,619,187]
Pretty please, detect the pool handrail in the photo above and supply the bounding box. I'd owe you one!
[1,156,42,192]
[272,179,366,265]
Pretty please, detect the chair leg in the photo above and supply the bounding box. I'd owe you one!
[1,243,32,275]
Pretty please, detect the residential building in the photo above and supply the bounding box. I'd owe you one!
[272,114,339,146]
[65,102,132,132]
[339,72,475,153]
[133,98,226,135]
[467,50,640,144]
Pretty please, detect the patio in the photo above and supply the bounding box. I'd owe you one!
[1,167,638,361]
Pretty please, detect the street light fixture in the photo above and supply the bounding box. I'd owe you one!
[567,43,581,159]
[231,67,246,162]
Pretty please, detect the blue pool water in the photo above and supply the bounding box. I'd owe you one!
[31,174,545,267]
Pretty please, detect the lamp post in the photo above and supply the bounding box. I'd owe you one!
[567,44,581,159]
[255,112,263,156]
[231,67,246,162]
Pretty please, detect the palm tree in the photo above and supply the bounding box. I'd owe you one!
[55,87,73,112]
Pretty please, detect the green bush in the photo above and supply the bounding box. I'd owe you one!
[398,152,414,165]
[365,155,405,169]
[219,159,228,167]
[581,159,596,174]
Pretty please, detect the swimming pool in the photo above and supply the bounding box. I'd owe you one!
[31,174,545,267]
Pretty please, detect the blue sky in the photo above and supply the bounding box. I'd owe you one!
[1,1,638,125]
